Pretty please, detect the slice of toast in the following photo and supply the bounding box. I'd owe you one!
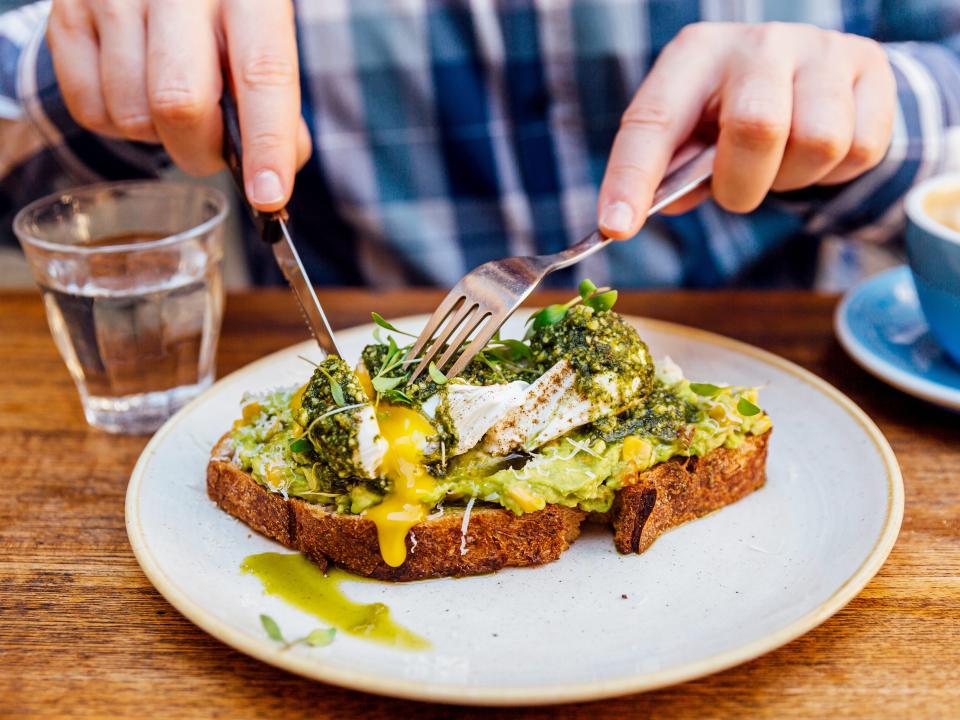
[609,431,770,554]
[207,430,769,581]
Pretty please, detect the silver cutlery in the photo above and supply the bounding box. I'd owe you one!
[406,144,717,383]
[220,92,342,358]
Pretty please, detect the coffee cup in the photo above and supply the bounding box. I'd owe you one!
[904,173,960,366]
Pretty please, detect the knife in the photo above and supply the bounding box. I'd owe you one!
[220,91,342,358]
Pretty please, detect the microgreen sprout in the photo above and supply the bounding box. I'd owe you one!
[689,383,722,397]
[259,613,336,649]
[289,437,312,454]
[428,361,448,385]
[525,279,617,332]
[317,366,346,406]
[371,312,417,338]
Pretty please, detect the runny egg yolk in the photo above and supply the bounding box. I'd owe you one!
[364,404,437,567]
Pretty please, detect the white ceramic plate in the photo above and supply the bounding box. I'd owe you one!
[126,315,903,706]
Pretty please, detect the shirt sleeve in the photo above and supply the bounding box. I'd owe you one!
[0,1,168,247]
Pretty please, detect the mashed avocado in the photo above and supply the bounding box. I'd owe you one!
[227,283,769,517]
[228,362,770,517]
[232,378,387,512]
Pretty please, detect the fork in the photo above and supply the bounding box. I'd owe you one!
[406,144,717,384]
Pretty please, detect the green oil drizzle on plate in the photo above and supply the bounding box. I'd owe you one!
[241,552,430,650]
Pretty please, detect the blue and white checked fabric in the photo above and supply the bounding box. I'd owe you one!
[1,0,959,289]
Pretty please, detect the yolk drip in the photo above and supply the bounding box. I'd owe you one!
[355,364,375,400]
[364,404,437,567]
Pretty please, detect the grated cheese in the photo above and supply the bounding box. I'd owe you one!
[459,496,476,555]
[565,437,602,458]
[311,402,366,423]
[427,499,445,520]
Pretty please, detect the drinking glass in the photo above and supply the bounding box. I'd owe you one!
[14,180,228,433]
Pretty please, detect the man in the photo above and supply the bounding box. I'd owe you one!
[1,1,958,288]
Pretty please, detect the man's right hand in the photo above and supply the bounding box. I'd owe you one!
[47,0,312,211]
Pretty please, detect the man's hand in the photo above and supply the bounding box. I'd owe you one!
[47,0,312,212]
[598,22,896,238]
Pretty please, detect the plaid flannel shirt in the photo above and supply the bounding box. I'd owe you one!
[1,0,959,288]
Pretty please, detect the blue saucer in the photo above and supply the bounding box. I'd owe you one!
[835,266,960,411]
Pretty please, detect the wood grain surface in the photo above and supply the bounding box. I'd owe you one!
[1,289,957,719]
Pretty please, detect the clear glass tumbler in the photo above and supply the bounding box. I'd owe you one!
[14,181,228,434]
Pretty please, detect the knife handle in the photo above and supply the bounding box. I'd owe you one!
[220,91,285,244]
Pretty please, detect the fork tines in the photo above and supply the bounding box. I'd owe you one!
[406,290,503,384]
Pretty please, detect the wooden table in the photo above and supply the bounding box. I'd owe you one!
[1,289,957,718]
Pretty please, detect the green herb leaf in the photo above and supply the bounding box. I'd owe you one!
[737,397,762,416]
[317,367,346,407]
[289,437,312,454]
[371,312,416,338]
[260,614,284,643]
[385,388,413,404]
[477,351,501,373]
[303,627,336,647]
[377,338,401,377]
[689,382,722,397]
[428,361,448,385]
[585,289,618,312]
[498,338,532,360]
[328,379,345,406]
[372,375,404,393]
[532,304,568,329]
[578,278,598,299]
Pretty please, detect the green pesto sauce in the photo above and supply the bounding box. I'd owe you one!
[298,357,369,480]
[241,552,430,650]
[528,305,654,404]
[229,312,770,519]
[589,384,697,443]
[432,389,459,454]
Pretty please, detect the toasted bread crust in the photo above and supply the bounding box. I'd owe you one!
[207,436,585,581]
[207,430,769,580]
[611,431,770,554]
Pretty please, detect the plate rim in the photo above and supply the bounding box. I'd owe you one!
[834,265,960,412]
[126,315,904,706]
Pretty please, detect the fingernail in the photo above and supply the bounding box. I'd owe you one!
[600,201,634,235]
[251,169,284,205]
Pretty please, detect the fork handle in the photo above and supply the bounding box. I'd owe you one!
[542,144,717,273]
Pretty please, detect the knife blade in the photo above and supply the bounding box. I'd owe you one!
[219,90,342,357]
[267,216,342,357]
